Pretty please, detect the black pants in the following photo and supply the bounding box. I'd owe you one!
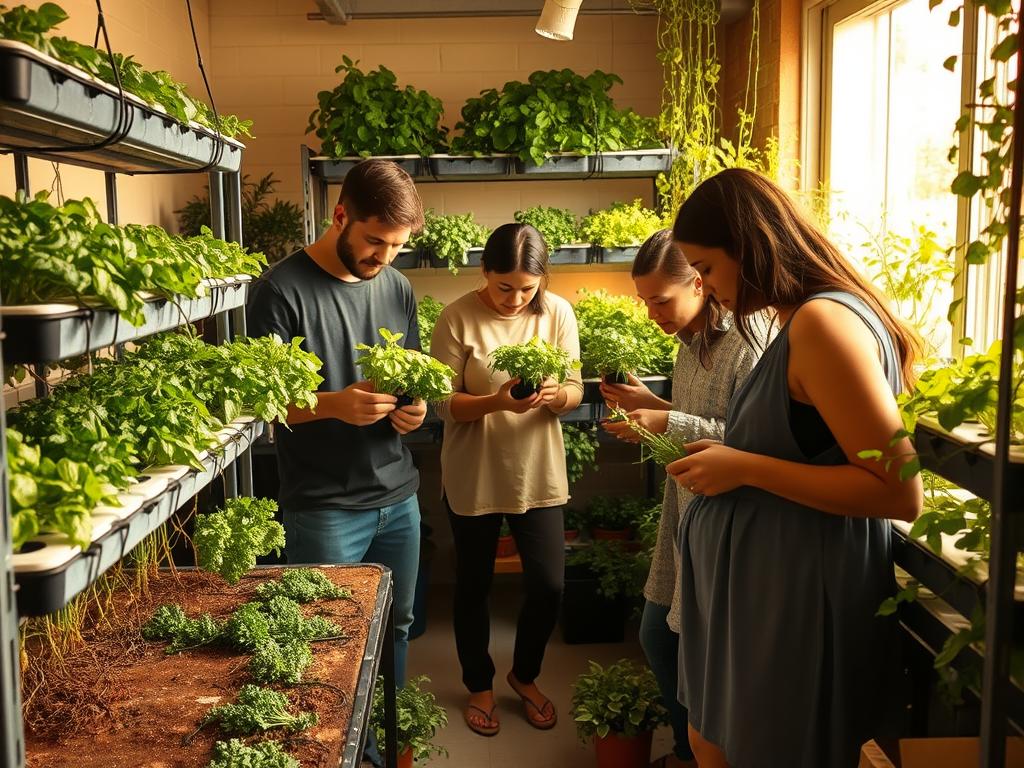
[447,502,565,693]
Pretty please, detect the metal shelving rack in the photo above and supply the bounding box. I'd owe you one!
[0,37,252,767]
[897,27,1024,767]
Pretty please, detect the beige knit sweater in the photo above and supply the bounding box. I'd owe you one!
[431,290,584,516]
[645,318,762,631]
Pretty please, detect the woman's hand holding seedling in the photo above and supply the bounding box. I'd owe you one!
[599,373,666,411]
[603,408,668,443]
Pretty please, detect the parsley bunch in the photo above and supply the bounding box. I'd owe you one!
[201,685,317,735]
[194,498,285,585]
[254,568,352,603]
[356,328,455,403]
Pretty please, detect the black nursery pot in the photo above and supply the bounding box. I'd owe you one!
[510,380,541,400]
[395,393,415,407]
[602,371,629,385]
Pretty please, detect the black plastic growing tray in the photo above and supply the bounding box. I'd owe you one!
[1,276,250,365]
[0,40,243,173]
[598,246,640,263]
[12,419,264,616]
[912,417,1024,503]
[513,153,592,177]
[592,148,673,176]
[549,245,591,264]
[426,154,512,178]
[310,154,421,184]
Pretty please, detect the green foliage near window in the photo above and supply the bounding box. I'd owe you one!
[307,56,447,158]
[513,206,581,251]
[0,193,266,325]
[194,498,285,585]
[417,296,445,355]
[574,289,677,377]
[571,660,669,740]
[206,738,298,768]
[355,328,456,403]
[562,424,599,484]
[489,336,581,388]
[371,675,449,763]
[409,211,489,276]
[0,3,252,138]
[176,174,304,265]
[8,332,323,550]
[580,200,663,248]
[450,69,662,165]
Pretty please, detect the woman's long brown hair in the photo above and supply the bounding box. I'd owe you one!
[672,168,919,389]
[632,229,724,369]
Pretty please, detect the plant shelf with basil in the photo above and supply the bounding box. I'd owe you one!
[0,4,250,173]
[356,328,455,406]
[410,210,489,276]
[489,337,580,400]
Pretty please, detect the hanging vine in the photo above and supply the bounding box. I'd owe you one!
[640,0,774,215]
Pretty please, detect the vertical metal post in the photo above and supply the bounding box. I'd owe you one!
[208,171,237,499]
[300,144,315,245]
[104,172,118,225]
[224,171,243,248]
[978,18,1024,768]
[12,153,28,196]
[0,330,25,768]
[208,171,226,240]
[381,587,398,768]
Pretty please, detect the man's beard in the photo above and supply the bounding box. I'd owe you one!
[336,225,384,280]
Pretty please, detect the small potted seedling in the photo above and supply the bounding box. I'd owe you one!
[496,517,517,558]
[489,336,580,400]
[371,675,448,767]
[581,327,653,385]
[571,659,669,767]
[356,328,456,407]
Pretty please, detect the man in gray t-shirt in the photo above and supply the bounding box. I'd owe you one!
[247,160,426,704]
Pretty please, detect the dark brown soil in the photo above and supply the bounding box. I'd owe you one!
[24,565,383,768]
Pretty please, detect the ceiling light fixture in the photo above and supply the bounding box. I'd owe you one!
[535,0,583,41]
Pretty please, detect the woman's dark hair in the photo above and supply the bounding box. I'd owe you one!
[672,168,919,389]
[481,223,550,314]
[633,228,724,369]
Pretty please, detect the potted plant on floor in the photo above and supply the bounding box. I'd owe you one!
[562,540,649,643]
[489,336,580,400]
[356,328,456,406]
[411,211,489,276]
[371,675,448,767]
[563,506,586,543]
[496,517,517,558]
[587,496,633,540]
[571,659,669,768]
[580,200,663,263]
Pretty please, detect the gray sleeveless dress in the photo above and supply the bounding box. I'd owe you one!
[677,292,901,768]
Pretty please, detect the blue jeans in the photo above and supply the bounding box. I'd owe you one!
[283,494,421,688]
[640,600,695,761]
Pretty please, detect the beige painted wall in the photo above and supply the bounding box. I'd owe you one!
[0,0,212,228]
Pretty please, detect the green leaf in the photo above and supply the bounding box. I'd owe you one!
[943,54,958,71]
[991,33,1018,62]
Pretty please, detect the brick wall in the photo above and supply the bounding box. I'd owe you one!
[0,0,212,227]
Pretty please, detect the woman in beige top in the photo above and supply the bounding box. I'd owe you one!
[431,223,583,737]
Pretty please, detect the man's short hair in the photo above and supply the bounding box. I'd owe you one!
[338,159,424,233]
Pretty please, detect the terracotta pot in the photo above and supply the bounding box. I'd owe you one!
[595,729,653,768]
[564,529,579,542]
[398,747,414,768]
[495,535,517,558]
[591,527,631,541]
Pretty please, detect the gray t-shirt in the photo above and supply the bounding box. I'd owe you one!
[246,249,420,512]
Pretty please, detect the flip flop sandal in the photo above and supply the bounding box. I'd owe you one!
[463,702,500,736]
[506,672,557,730]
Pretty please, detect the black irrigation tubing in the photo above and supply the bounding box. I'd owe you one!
[124,0,227,176]
[20,0,133,157]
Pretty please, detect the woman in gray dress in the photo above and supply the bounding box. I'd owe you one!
[664,169,923,768]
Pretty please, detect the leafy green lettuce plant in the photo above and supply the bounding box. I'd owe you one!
[451,69,662,165]
[201,685,317,736]
[410,211,489,276]
[0,3,252,138]
[307,56,447,158]
[580,200,663,248]
[356,328,455,403]
[571,659,668,740]
[514,206,580,251]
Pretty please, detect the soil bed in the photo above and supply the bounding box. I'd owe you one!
[24,565,383,768]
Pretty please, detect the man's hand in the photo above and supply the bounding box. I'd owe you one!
[390,399,427,434]
[335,381,397,426]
